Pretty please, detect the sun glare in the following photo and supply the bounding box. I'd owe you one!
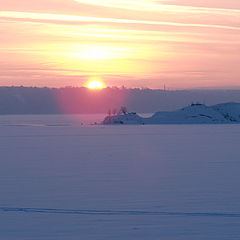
[87,80,105,89]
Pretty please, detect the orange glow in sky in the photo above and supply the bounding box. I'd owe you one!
[0,0,240,89]
[87,79,105,89]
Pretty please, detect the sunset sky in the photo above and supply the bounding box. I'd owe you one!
[1,0,240,89]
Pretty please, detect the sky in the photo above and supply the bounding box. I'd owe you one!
[0,0,240,89]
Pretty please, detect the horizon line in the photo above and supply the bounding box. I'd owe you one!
[1,85,240,91]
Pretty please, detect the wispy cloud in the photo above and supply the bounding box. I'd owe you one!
[74,0,240,14]
[1,11,239,31]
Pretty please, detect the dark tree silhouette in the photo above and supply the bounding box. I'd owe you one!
[119,106,128,115]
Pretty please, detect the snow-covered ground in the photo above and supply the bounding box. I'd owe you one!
[103,102,240,124]
[1,115,240,239]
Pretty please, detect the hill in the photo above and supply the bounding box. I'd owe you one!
[103,103,240,124]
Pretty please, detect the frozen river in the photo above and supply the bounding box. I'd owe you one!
[0,115,240,239]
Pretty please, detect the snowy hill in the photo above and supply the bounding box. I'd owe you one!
[103,112,144,125]
[103,103,240,124]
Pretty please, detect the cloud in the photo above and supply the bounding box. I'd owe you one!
[161,0,240,10]
[74,0,240,15]
[1,11,239,31]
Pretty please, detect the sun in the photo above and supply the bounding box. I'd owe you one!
[87,80,105,89]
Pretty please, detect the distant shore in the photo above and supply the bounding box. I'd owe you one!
[1,86,240,115]
[103,102,240,125]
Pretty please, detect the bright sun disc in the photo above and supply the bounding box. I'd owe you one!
[87,80,105,89]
